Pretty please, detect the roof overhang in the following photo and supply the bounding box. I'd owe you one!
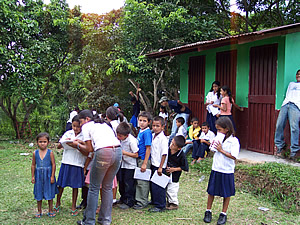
[146,23,300,58]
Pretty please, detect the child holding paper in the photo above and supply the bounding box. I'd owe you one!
[149,116,168,212]
[116,122,139,209]
[133,111,152,210]
[166,135,188,210]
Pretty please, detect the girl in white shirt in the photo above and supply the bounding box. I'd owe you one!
[55,115,88,216]
[75,110,121,225]
[205,81,221,134]
[203,117,240,225]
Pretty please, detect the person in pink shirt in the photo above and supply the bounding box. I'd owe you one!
[213,86,243,131]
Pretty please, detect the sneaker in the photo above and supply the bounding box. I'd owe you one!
[148,207,164,213]
[118,203,130,210]
[166,203,178,210]
[203,211,212,223]
[133,204,146,210]
[275,144,287,158]
[217,213,227,225]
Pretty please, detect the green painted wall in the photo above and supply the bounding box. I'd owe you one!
[179,35,290,109]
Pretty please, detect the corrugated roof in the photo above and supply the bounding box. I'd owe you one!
[146,23,300,58]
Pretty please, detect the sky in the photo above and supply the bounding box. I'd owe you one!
[44,0,240,15]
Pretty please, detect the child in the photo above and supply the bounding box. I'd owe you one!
[191,122,215,165]
[203,117,240,225]
[31,132,57,218]
[133,111,152,210]
[205,81,221,134]
[213,85,243,131]
[159,105,169,134]
[168,117,186,146]
[182,117,201,155]
[55,115,88,216]
[148,116,168,212]
[116,122,139,209]
[166,135,189,210]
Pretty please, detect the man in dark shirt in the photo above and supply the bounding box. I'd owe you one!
[166,135,189,210]
[129,89,141,128]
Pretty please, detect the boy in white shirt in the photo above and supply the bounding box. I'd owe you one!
[149,116,168,213]
[116,122,139,210]
[191,122,215,164]
[168,117,187,146]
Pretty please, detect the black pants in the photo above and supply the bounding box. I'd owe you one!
[150,165,166,209]
[119,168,136,207]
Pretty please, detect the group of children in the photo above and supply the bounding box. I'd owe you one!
[31,88,241,224]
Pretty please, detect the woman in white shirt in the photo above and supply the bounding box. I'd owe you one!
[75,110,121,225]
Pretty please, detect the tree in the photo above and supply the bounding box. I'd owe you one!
[0,0,82,138]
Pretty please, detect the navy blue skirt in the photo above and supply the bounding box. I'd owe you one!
[207,170,235,198]
[206,111,217,134]
[57,163,85,188]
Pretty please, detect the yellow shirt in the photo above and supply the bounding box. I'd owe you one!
[189,126,201,139]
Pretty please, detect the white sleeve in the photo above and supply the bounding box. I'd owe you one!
[161,137,168,156]
[129,136,139,153]
[199,132,205,139]
[230,138,240,158]
[206,92,212,103]
[81,123,92,142]
[209,131,216,142]
[59,130,71,143]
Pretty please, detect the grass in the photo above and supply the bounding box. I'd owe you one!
[0,139,299,224]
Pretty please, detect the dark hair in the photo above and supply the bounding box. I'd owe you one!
[215,117,235,140]
[176,117,185,125]
[297,69,300,74]
[74,106,80,111]
[106,106,124,122]
[72,115,80,123]
[210,81,221,99]
[153,116,165,126]
[116,122,131,136]
[131,96,137,102]
[160,105,167,113]
[173,135,185,148]
[221,85,233,103]
[79,109,108,125]
[201,122,209,128]
[138,111,152,122]
[191,117,199,123]
[36,132,50,142]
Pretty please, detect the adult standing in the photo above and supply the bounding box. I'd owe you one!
[75,110,122,225]
[274,69,300,161]
[129,88,141,128]
[159,96,191,136]
[66,106,80,131]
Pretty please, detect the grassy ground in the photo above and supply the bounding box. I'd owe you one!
[0,140,299,224]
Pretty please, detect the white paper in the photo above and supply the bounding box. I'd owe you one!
[209,132,225,152]
[208,105,219,116]
[134,168,151,181]
[60,139,74,149]
[150,171,171,188]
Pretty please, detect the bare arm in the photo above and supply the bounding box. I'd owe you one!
[166,166,182,173]
[200,139,210,145]
[177,100,186,112]
[232,102,244,111]
[214,141,236,160]
[31,152,36,184]
[214,102,226,111]
[50,151,56,184]
[157,154,167,176]
[57,143,63,149]
[72,139,93,154]
[141,145,151,172]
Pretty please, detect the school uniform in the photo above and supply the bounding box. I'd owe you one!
[119,134,139,207]
[206,91,221,134]
[150,131,168,209]
[166,149,189,205]
[192,130,215,159]
[207,135,240,198]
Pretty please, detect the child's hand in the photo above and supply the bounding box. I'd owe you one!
[166,167,174,173]
[65,138,71,140]
[194,137,199,140]
[140,164,147,172]
[210,101,214,104]
[122,150,127,155]
[213,104,218,108]
[129,91,133,95]
[50,176,55,184]
[213,141,223,152]
[31,177,35,184]
[200,139,205,143]
[157,168,163,176]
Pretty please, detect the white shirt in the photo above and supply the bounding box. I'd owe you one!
[110,120,120,134]
[212,135,240,174]
[81,121,120,151]
[282,82,300,109]
[59,130,86,168]
[199,130,215,143]
[176,126,187,137]
[206,91,222,113]
[151,131,168,168]
[67,110,78,123]
[120,134,139,169]
[159,112,168,120]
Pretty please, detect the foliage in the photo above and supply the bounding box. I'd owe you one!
[0,0,82,138]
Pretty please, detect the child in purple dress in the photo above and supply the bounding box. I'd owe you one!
[31,132,57,218]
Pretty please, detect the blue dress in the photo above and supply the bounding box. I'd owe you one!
[33,149,58,201]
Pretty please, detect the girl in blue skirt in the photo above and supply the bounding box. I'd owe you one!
[203,117,240,225]
[54,115,89,216]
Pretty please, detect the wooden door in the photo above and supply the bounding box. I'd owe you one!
[188,56,205,123]
[248,44,277,154]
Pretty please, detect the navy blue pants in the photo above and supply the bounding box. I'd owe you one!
[206,111,217,134]
[119,168,136,207]
[192,141,209,159]
[150,165,166,209]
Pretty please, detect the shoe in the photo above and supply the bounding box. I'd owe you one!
[76,202,87,209]
[203,210,212,223]
[34,213,42,218]
[148,207,164,213]
[133,204,146,210]
[53,205,60,213]
[166,203,178,210]
[47,212,56,218]
[275,144,287,158]
[217,213,227,225]
[118,203,130,210]
[77,220,84,225]
[71,209,79,216]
